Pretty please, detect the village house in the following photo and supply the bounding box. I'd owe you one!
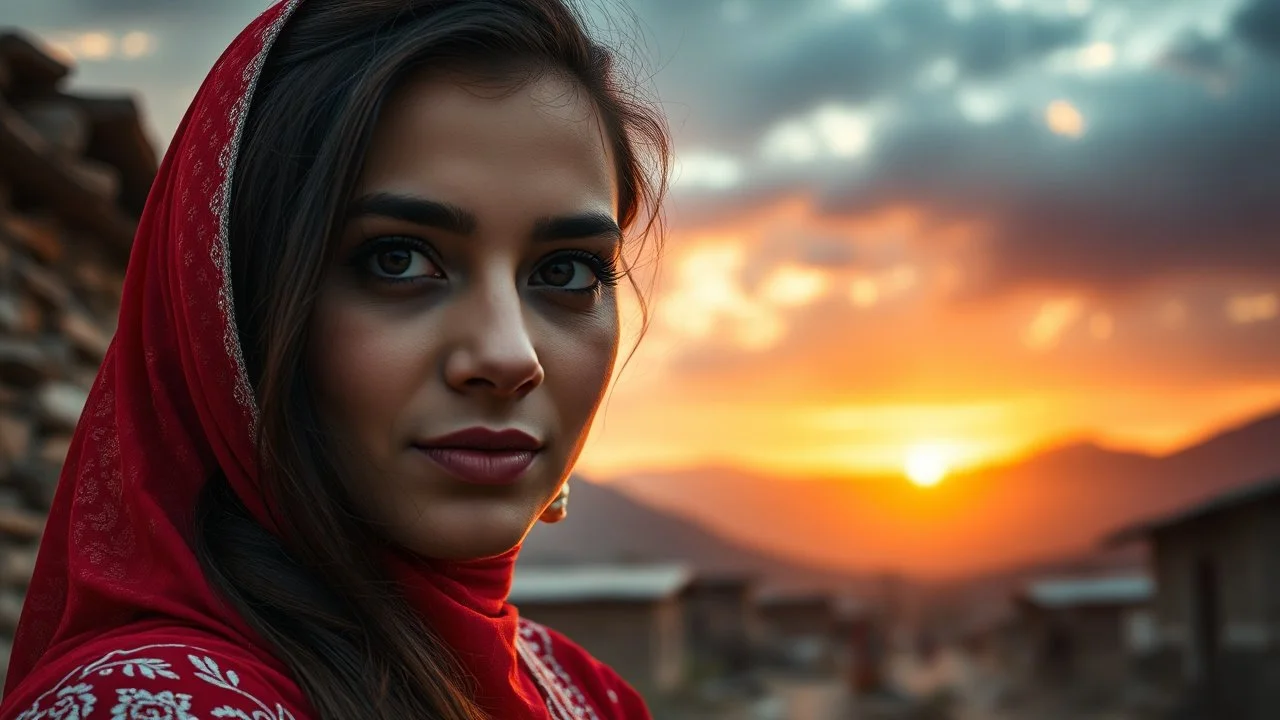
[511,564,693,698]
[1104,473,1280,719]
[756,589,841,671]
[682,574,760,686]
[758,590,837,639]
[1012,574,1156,687]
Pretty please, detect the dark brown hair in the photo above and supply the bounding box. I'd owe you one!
[192,1,670,719]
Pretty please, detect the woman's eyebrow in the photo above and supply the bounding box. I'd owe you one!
[349,193,620,244]
[348,192,478,235]
[532,211,622,244]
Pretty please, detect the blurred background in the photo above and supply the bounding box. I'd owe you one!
[1,0,1278,717]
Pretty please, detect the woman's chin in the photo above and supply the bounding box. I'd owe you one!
[395,513,536,562]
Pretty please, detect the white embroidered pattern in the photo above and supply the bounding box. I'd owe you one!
[212,0,303,434]
[517,620,601,720]
[110,688,194,719]
[15,644,296,720]
[16,683,95,720]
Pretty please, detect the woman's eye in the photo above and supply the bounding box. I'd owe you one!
[367,247,441,280]
[534,259,599,291]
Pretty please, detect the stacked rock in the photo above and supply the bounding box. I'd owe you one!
[0,31,157,677]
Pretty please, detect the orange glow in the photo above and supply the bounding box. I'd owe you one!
[576,196,1280,537]
[120,32,156,59]
[1089,312,1115,340]
[850,278,880,307]
[76,32,114,59]
[1227,293,1278,325]
[1045,100,1086,138]
[1024,297,1084,349]
[760,265,829,307]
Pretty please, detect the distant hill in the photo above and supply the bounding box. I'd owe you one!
[1161,410,1280,493]
[604,409,1280,581]
[519,476,868,595]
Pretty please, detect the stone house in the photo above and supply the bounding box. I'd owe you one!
[1104,473,1280,719]
[511,564,693,698]
[1012,574,1155,687]
[682,574,759,682]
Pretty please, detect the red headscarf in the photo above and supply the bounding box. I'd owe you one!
[1,2,648,718]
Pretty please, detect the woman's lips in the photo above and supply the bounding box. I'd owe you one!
[414,427,542,485]
[415,447,537,485]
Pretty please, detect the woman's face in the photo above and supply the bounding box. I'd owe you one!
[307,69,621,560]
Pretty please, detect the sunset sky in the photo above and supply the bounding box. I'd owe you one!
[6,0,1279,483]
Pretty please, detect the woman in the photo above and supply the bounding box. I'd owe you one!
[0,0,669,718]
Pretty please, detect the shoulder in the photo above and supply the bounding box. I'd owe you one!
[1,627,312,720]
[517,618,652,720]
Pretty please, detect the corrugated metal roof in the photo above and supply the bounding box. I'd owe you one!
[1102,473,1280,546]
[511,564,693,604]
[1024,574,1153,609]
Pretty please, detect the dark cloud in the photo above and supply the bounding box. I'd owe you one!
[956,10,1087,78]
[651,0,1280,297]
[811,55,1280,294]
[723,20,908,127]
[0,0,238,22]
[628,0,1086,145]
[1162,31,1233,72]
[67,0,206,9]
[1234,0,1280,57]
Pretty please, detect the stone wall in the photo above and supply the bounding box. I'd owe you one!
[0,31,156,678]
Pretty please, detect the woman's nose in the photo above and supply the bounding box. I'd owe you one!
[442,284,544,399]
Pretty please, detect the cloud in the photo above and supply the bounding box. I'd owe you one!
[1226,292,1279,324]
[630,0,1087,146]
[41,29,158,61]
[823,57,1280,294]
[1234,0,1280,56]
[1024,297,1085,350]
[955,7,1089,78]
[646,0,1280,296]
[14,0,233,22]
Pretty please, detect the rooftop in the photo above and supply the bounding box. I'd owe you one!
[511,564,693,604]
[1103,474,1280,546]
[1021,574,1153,610]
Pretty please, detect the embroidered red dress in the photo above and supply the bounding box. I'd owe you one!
[0,2,651,718]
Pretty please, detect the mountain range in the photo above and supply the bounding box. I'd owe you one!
[519,474,867,595]
[523,408,1279,586]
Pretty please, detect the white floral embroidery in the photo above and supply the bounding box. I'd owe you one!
[14,644,295,720]
[16,682,95,720]
[111,688,194,719]
[189,654,295,720]
[517,619,600,720]
[92,658,181,682]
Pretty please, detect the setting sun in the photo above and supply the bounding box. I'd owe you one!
[904,443,953,487]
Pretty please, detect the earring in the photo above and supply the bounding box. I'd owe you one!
[539,482,570,524]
